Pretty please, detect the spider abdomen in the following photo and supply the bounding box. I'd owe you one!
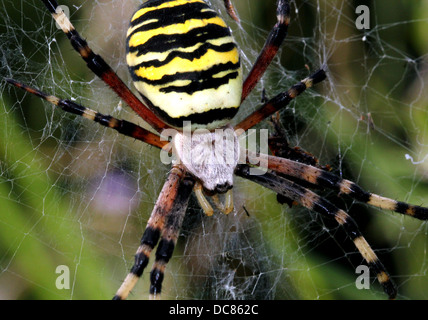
[126,0,242,131]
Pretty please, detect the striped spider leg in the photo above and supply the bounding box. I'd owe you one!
[5,79,167,150]
[3,80,190,300]
[6,0,327,300]
[40,0,169,134]
[266,154,428,221]
[114,165,194,300]
[223,0,240,23]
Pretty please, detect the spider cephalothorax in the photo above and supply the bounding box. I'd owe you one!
[172,125,240,194]
[7,0,428,301]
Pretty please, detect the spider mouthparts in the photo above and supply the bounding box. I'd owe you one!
[210,182,233,195]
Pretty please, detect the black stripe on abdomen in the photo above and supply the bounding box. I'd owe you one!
[131,61,240,94]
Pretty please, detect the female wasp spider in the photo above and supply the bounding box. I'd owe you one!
[6,0,428,299]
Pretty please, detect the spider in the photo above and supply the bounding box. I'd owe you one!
[5,0,428,300]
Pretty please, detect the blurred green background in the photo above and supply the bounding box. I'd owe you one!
[1,0,428,300]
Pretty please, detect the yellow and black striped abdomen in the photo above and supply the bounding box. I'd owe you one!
[126,0,242,130]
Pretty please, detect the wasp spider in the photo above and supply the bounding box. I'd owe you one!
[6,0,428,300]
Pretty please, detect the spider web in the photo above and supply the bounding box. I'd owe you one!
[1,0,428,300]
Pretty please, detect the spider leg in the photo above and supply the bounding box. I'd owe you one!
[235,68,326,132]
[40,0,169,133]
[5,79,167,149]
[113,166,193,300]
[235,164,397,299]
[264,154,428,220]
[223,0,240,23]
[241,0,290,102]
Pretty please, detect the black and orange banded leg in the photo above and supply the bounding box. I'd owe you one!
[40,0,169,133]
[265,154,428,220]
[241,0,290,102]
[235,164,397,299]
[5,79,167,150]
[235,68,326,132]
[149,175,195,299]
[223,0,240,23]
[113,166,193,300]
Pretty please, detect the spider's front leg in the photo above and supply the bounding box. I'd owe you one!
[241,0,291,102]
[113,166,194,300]
[40,0,169,133]
[236,69,327,132]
